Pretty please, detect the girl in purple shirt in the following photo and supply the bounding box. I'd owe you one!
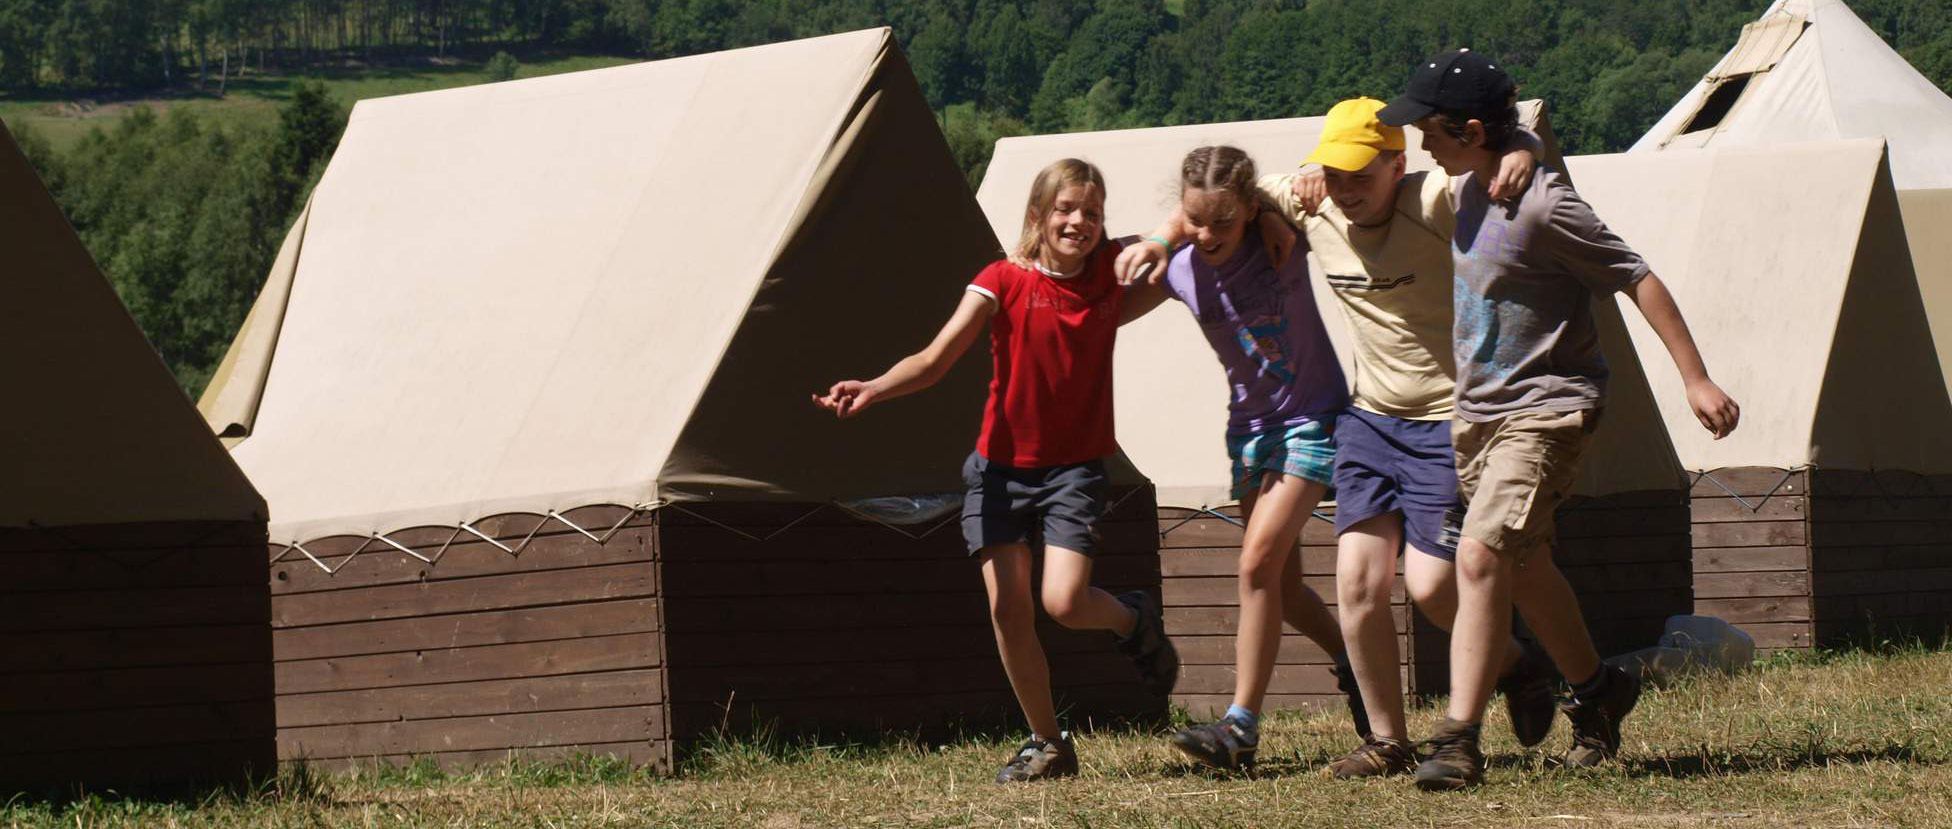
[1131,146,1356,769]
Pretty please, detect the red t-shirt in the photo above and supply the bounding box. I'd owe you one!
[966,242,1125,468]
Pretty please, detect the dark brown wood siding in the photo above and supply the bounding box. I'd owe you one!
[658,487,1165,745]
[1158,506,1409,720]
[269,507,667,771]
[1808,470,1952,645]
[0,520,274,789]
[1689,468,1814,651]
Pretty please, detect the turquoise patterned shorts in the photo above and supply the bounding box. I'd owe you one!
[1227,419,1337,500]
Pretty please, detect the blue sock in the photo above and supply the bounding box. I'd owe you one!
[1224,704,1259,731]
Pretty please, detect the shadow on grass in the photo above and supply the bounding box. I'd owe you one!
[2,762,332,814]
[1627,743,1934,779]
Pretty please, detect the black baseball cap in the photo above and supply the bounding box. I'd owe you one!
[1377,49,1517,126]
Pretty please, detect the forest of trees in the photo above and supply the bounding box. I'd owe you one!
[7,0,1952,392]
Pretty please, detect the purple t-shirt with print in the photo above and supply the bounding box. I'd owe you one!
[1163,226,1348,436]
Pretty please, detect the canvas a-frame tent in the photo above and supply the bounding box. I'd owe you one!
[975,103,1690,714]
[1568,138,1952,651]
[1629,0,1952,412]
[0,122,271,790]
[207,28,1165,771]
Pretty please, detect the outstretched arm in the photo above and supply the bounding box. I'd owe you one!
[812,291,994,419]
[1624,273,1740,438]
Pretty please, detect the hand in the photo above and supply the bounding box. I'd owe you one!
[1256,208,1297,268]
[1488,147,1537,201]
[1686,378,1740,439]
[812,380,880,419]
[1114,239,1170,286]
[1291,167,1327,215]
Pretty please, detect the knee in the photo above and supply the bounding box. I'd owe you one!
[1040,584,1091,629]
[1454,541,1503,584]
[1337,562,1392,612]
[989,588,1036,630]
[1236,543,1289,585]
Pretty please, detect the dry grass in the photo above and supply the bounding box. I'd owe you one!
[8,646,1950,828]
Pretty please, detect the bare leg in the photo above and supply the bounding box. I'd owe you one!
[1446,536,1511,723]
[1406,549,1521,676]
[980,543,1060,737]
[1336,514,1407,741]
[1232,473,1331,713]
[1511,544,1601,684]
[1040,544,1138,636]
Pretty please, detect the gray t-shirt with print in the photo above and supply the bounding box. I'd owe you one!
[1450,165,1649,421]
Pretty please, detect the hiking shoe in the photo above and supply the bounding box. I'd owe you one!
[1497,637,1558,748]
[1413,718,1486,791]
[994,732,1078,783]
[1324,735,1417,779]
[1170,717,1258,771]
[1113,589,1180,698]
[1329,659,1373,739]
[1562,664,1642,767]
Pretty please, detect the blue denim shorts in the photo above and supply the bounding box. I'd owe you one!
[1330,408,1463,560]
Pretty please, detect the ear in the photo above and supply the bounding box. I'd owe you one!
[1464,119,1489,150]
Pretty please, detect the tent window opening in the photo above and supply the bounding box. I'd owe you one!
[1681,74,1754,134]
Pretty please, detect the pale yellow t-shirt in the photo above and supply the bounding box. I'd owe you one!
[1257,170,1458,420]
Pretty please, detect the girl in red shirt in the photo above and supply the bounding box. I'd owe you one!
[814,159,1176,783]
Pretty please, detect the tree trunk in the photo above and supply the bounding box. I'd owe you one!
[218,46,228,95]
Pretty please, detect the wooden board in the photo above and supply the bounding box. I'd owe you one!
[0,521,274,790]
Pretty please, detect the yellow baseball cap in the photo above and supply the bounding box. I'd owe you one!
[1304,97,1406,172]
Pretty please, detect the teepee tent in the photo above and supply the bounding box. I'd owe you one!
[1568,138,1952,650]
[976,104,1690,711]
[1631,0,1952,401]
[215,29,1164,771]
[0,122,270,788]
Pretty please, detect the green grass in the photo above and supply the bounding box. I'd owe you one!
[0,53,640,150]
[5,646,1950,827]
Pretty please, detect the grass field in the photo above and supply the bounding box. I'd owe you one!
[0,53,640,151]
[4,645,1948,828]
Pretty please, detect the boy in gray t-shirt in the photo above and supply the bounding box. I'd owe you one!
[1378,48,1741,791]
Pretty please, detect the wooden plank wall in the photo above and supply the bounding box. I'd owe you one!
[1157,489,1690,711]
[1158,506,1411,720]
[1407,490,1692,695]
[0,520,274,789]
[270,507,668,771]
[1690,468,1813,652]
[659,487,1165,745]
[1809,470,1952,645]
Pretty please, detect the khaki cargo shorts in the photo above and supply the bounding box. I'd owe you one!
[1452,409,1600,557]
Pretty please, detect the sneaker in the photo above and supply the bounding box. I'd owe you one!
[1328,660,1373,739]
[1324,734,1417,779]
[1113,590,1180,698]
[1170,717,1258,771]
[1497,637,1558,748]
[1413,718,1485,791]
[1561,664,1641,767]
[994,732,1079,783]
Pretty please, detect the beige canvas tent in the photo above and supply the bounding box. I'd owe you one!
[1568,138,1952,649]
[0,123,270,788]
[207,28,1164,770]
[1631,0,1952,402]
[976,105,1690,711]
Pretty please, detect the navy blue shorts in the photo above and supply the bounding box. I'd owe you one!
[1330,408,1462,560]
[960,451,1108,556]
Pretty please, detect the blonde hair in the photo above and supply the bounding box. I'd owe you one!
[1014,158,1107,267]
[1179,145,1258,219]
